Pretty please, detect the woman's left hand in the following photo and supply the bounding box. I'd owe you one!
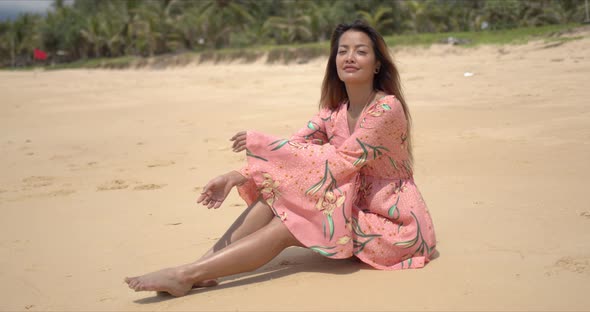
[230,131,247,152]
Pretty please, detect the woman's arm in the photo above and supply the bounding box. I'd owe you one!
[288,108,332,145]
[243,96,406,196]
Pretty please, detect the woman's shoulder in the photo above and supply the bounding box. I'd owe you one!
[376,93,398,104]
[370,93,401,110]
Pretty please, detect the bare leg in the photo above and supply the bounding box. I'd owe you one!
[195,198,275,287]
[201,198,275,259]
[125,218,302,296]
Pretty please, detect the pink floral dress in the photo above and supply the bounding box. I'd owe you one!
[237,95,436,270]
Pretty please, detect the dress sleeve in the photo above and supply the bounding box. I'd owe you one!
[236,107,330,179]
[242,95,406,200]
[236,107,331,204]
[288,107,331,145]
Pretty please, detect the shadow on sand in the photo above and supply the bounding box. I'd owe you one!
[133,247,370,304]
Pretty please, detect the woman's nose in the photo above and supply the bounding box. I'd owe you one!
[345,52,355,63]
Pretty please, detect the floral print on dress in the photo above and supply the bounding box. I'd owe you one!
[237,95,436,270]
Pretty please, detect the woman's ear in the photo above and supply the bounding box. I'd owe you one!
[374,61,381,74]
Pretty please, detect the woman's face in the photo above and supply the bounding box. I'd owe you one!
[335,30,380,85]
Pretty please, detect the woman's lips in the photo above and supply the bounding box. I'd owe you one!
[343,66,359,72]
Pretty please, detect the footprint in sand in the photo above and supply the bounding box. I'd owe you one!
[5,188,76,202]
[48,189,76,197]
[98,180,166,191]
[68,161,100,172]
[97,180,129,191]
[497,48,509,55]
[179,119,195,126]
[22,176,54,189]
[553,256,589,274]
[49,155,75,163]
[147,160,175,168]
[133,184,166,191]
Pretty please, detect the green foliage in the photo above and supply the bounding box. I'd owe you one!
[0,0,587,67]
[357,6,394,33]
[0,13,42,66]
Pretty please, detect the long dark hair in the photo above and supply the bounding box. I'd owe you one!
[320,20,413,164]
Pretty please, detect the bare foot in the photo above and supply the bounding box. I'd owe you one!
[125,267,193,297]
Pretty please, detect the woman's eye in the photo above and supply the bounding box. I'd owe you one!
[357,50,367,55]
[338,50,347,55]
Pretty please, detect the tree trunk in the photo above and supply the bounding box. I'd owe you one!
[11,35,15,68]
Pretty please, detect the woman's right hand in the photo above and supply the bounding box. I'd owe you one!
[196,171,247,209]
[197,174,234,209]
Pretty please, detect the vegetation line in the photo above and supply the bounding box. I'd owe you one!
[10,23,585,71]
[0,0,588,69]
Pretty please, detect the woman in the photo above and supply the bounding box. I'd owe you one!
[125,20,437,297]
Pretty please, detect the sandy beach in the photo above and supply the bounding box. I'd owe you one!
[1,30,589,311]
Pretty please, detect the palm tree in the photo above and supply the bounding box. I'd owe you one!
[518,0,566,26]
[2,13,43,66]
[306,0,356,42]
[357,6,394,34]
[129,0,183,56]
[196,0,255,48]
[174,3,207,50]
[475,0,521,30]
[79,15,104,57]
[41,3,86,60]
[264,0,313,44]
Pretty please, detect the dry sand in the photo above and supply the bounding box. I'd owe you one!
[1,31,589,311]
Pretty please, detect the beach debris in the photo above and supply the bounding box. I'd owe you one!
[463,72,474,77]
[440,36,472,45]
